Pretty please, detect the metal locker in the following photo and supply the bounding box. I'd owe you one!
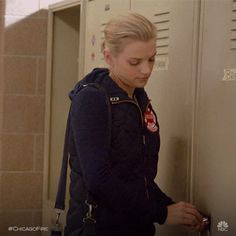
[84,0,130,74]
[131,0,200,234]
[43,1,83,233]
[193,0,236,235]
[132,0,236,235]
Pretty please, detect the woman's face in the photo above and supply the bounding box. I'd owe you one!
[107,38,156,90]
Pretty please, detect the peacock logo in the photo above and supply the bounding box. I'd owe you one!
[217,221,229,232]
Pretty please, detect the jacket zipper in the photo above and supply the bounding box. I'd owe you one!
[111,98,150,200]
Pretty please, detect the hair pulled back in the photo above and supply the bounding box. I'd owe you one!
[102,12,157,56]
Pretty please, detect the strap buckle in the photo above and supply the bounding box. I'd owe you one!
[51,209,63,232]
[83,200,97,224]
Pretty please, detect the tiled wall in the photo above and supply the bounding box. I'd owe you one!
[0,0,62,235]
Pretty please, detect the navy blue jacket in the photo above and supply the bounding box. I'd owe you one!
[65,68,174,236]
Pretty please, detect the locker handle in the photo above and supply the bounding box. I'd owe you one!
[199,215,211,235]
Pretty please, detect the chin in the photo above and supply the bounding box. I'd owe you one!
[136,81,148,88]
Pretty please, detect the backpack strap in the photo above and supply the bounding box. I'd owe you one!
[53,82,111,231]
[51,106,71,235]
[54,106,71,211]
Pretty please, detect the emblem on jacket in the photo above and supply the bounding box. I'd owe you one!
[144,107,158,132]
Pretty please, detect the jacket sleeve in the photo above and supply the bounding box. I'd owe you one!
[150,180,175,206]
[70,86,169,224]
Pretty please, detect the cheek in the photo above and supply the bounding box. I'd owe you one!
[117,63,134,76]
[115,59,138,78]
[124,64,139,76]
[123,68,137,80]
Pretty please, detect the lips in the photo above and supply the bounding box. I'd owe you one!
[139,77,149,81]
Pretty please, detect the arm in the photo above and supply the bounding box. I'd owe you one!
[70,86,168,224]
[150,181,175,206]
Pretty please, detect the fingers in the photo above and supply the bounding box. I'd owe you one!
[166,201,204,227]
[183,204,203,223]
[165,201,208,233]
[179,202,208,232]
[183,219,209,233]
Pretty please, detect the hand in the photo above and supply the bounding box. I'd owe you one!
[164,201,204,232]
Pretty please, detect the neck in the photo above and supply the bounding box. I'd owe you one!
[109,70,134,98]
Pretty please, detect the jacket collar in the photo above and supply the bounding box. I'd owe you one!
[76,68,151,113]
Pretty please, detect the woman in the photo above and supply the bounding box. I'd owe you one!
[65,12,205,236]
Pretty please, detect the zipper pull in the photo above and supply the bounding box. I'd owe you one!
[143,135,146,145]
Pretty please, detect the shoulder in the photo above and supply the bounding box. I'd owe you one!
[71,84,110,117]
[73,84,108,102]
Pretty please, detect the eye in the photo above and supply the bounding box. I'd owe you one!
[129,60,140,66]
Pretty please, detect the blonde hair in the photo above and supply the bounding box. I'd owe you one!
[102,12,157,56]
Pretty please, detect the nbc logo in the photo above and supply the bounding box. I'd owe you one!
[217,221,229,232]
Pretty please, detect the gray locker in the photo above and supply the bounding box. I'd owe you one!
[84,0,130,73]
[193,0,236,235]
[132,0,198,235]
[43,0,83,232]
[132,0,236,235]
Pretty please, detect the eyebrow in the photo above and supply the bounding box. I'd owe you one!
[129,52,157,60]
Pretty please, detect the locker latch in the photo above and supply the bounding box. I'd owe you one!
[199,215,211,236]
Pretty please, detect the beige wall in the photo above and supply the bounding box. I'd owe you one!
[0,0,62,235]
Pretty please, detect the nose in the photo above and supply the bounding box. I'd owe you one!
[140,61,152,75]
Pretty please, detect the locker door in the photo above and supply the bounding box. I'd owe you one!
[131,0,200,235]
[84,0,130,75]
[194,0,236,235]
[43,2,82,233]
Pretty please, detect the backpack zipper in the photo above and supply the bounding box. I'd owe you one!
[111,99,150,200]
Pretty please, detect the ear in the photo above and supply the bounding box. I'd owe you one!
[103,48,114,66]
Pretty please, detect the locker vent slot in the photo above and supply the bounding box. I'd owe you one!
[153,10,170,57]
[231,0,236,50]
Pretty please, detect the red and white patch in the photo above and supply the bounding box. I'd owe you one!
[144,107,158,132]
